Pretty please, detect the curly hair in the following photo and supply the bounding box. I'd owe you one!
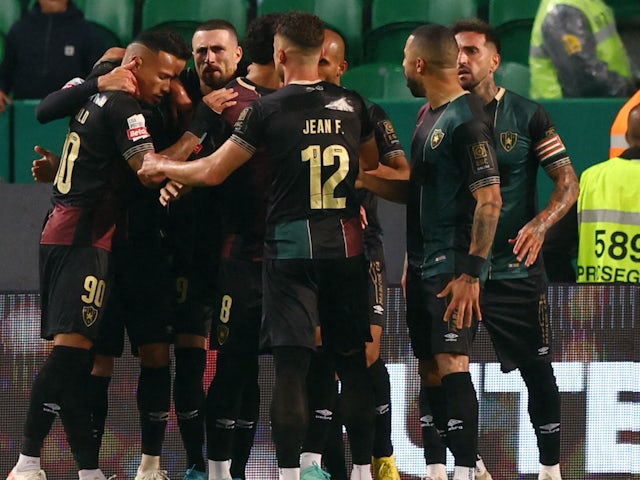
[245,13,283,65]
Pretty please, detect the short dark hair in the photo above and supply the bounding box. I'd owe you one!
[245,13,282,65]
[134,29,192,60]
[276,11,324,51]
[195,19,239,42]
[451,18,501,54]
[410,24,459,69]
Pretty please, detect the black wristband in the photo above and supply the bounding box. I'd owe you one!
[460,254,486,278]
[188,100,221,138]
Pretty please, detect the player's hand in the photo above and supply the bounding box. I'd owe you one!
[203,88,238,114]
[159,180,191,206]
[97,59,138,95]
[509,217,548,267]
[0,89,12,114]
[436,274,481,329]
[169,78,193,129]
[138,152,167,185]
[95,47,125,66]
[359,205,368,230]
[31,145,60,183]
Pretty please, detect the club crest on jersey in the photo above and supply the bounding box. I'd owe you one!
[82,306,99,327]
[431,129,445,149]
[500,131,518,152]
[126,114,150,141]
[217,325,229,345]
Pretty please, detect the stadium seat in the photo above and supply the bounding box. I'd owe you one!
[257,0,365,64]
[142,0,250,42]
[12,100,69,183]
[489,0,540,65]
[425,0,478,27]
[314,0,365,64]
[370,0,430,30]
[0,102,9,182]
[342,62,414,100]
[363,23,415,64]
[1,0,22,36]
[256,0,315,15]
[495,61,530,97]
[83,0,135,46]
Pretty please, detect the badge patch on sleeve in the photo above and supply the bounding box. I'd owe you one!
[234,106,253,134]
[469,141,491,171]
[561,34,582,55]
[126,114,150,141]
[380,119,399,144]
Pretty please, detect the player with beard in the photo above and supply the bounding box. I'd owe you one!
[452,19,578,480]
[139,12,381,480]
[360,24,502,480]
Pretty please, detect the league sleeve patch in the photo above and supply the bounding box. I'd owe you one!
[561,34,582,55]
[126,114,150,141]
[468,141,491,171]
[234,106,253,134]
[379,119,399,145]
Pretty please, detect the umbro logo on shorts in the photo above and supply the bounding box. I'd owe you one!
[444,332,459,342]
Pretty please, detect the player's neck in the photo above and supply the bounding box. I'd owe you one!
[427,82,466,109]
[246,64,282,90]
[283,64,321,85]
[473,79,499,105]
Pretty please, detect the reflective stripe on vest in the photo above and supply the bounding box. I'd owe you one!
[577,158,640,283]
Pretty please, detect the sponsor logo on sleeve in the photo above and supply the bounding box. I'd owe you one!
[126,114,150,141]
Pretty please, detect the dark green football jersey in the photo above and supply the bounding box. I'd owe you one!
[407,93,500,278]
[486,88,571,279]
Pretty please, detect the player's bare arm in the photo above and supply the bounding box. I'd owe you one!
[511,163,579,266]
[129,150,165,188]
[359,135,380,171]
[438,183,502,328]
[357,172,409,204]
[138,138,252,187]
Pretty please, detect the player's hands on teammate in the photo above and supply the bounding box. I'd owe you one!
[138,152,167,186]
[32,145,60,183]
[437,274,481,329]
[97,59,138,96]
[509,216,548,267]
[203,88,238,114]
[159,180,192,206]
[0,89,12,114]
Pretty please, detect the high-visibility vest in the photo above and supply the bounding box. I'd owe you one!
[610,90,640,158]
[577,156,640,283]
[530,0,631,99]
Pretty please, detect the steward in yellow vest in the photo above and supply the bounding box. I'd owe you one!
[578,104,640,283]
[530,0,634,99]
